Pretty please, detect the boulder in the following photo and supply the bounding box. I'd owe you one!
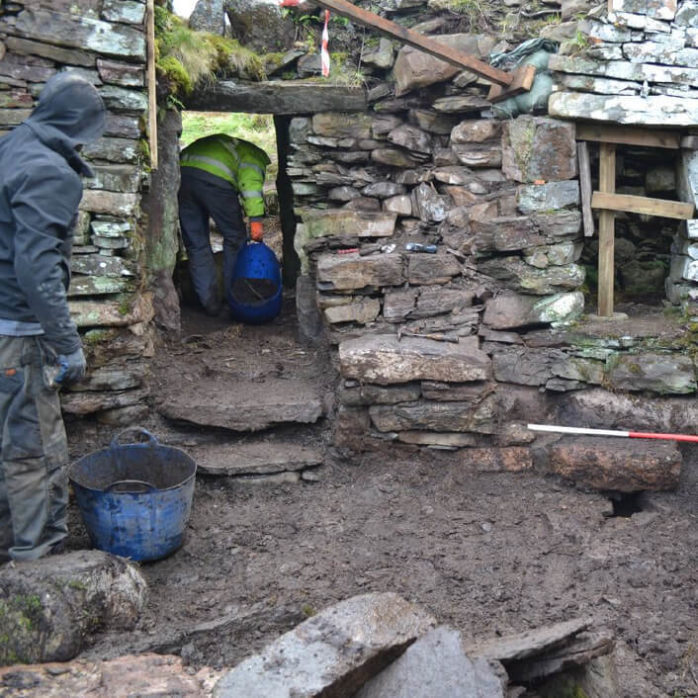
[0,551,146,665]
[393,34,497,95]
[224,0,296,51]
[0,654,220,697]
[548,436,682,491]
[213,593,435,697]
[190,0,226,34]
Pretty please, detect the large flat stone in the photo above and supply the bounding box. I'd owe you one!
[157,378,325,431]
[369,395,498,433]
[557,387,698,434]
[607,352,696,395]
[213,593,435,698]
[192,440,324,476]
[339,334,491,385]
[356,626,504,698]
[549,92,698,127]
[549,436,682,491]
[317,252,404,291]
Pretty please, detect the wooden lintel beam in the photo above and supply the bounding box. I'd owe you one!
[591,192,695,220]
[312,0,513,87]
[577,123,680,149]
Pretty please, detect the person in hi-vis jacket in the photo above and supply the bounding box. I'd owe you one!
[178,134,270,316]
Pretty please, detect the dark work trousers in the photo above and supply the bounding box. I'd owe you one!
[178,168,247,312]
[0,336,69,561]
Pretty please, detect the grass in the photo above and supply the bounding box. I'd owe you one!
[181,111,278,180]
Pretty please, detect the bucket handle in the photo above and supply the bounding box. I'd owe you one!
[110,426,159,449]
[106,479,157,494]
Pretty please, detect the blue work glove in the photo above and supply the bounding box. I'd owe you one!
[55,347,87,386]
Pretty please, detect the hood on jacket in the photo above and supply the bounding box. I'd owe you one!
[24,73,106,174]
[29,72,106,144]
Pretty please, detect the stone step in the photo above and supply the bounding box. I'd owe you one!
[156,377,327,432]
[187,437,325,481]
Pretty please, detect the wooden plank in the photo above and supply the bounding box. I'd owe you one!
[597,143,616,317]
[591,192,695,220]
[487,64,537,103]
[576,123,680,149]
[681,134,698,150]
[146,0,158,170]
[313,0,513,87]
[577,141,594,238]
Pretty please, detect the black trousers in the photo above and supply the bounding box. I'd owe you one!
[178,168,246,310]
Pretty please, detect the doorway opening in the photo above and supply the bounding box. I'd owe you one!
[173,111,296,315]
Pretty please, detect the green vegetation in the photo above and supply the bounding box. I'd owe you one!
[154,7,266,102]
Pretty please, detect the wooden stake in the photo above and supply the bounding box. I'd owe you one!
[597,142,615,317]
[577,141,594,238]
[146,0,158,170]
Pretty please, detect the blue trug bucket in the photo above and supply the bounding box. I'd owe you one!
[69,428,197,562]
[228,240,282,324]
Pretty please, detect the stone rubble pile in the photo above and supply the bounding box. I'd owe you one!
[0,0,152,424]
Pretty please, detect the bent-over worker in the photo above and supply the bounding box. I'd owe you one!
[178,134,271,316]
[0,72,106,561]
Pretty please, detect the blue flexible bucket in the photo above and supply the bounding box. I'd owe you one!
[228,241,282,324]
[68,428,196,562]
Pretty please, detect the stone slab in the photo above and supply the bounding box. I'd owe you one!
[356,626,504,698]
[190,440,325,476]
[213,593,435,698]
[157,378,325,432]
[549,92,698,127]
[369,395,497,434]
[339,334,491,385]
[465,617,592,663]
[317,252,404,291]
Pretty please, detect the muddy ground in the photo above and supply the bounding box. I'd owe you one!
[61,231,698,697]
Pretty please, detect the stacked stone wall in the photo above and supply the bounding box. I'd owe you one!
[0,0,152,425]
[549,0,698,311]
[285,3,698,452]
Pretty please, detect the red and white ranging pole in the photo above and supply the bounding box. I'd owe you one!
[527,423,698,443]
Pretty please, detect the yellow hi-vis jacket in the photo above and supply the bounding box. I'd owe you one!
[180,134,271,218]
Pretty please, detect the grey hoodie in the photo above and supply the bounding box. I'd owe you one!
[0,72,106,354]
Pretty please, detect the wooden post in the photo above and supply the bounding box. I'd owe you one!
[597,143,616,316]
[146,0,158,170]
[577,141,594,238]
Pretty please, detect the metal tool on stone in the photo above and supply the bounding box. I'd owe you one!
[528,423,698,443]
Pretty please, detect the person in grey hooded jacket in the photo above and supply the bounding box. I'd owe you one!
[0,72,105,561]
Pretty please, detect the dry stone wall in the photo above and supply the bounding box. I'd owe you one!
[0,0,152,424]
[286,5,698,452]
[548,0,698,312]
